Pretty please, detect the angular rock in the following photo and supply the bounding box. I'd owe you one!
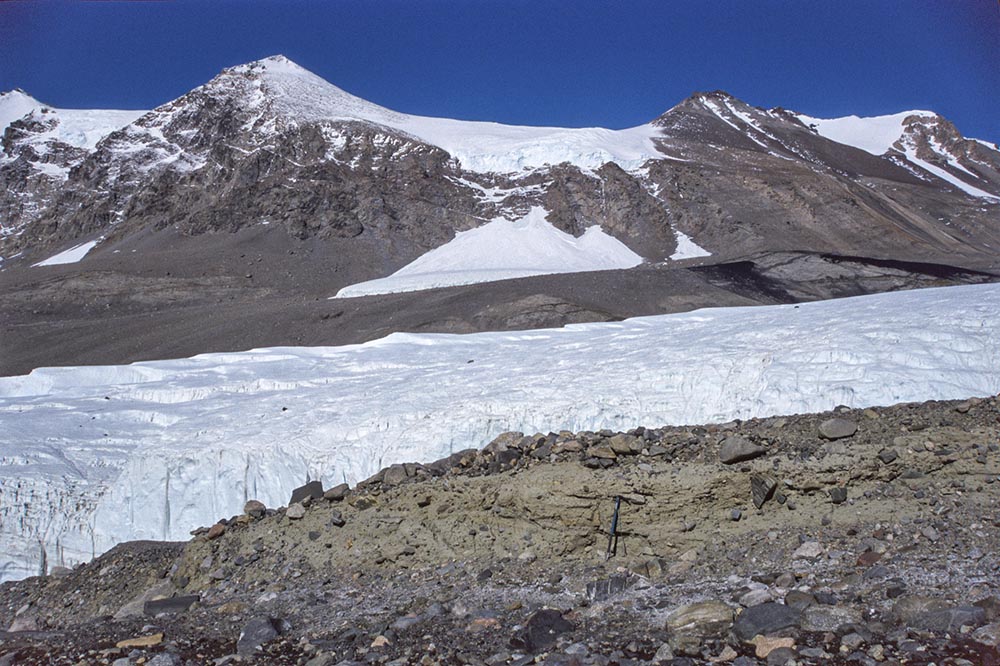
[382,464,408,487]
[484,431,524,454]
[144,595,200,616]
[829,487,848,504]
[206,522,226,539]
[665,600,734,637]
[972,623,1000,647]
[975,596,1000,621]
[892,595,950,624]
[243,499,266,518]
[285,502,306,520]
[328,510,345,527]
[609,434,641,455]
[751,474,778,509]
[783,591,816,610]
[290,480,324,505]
[910,606,987,632]
[147,655,182,666]
[237,617,283,655]
[7,616,39,632]
[752,635,795,658]
[733,603,802,641]
[587,446,617,460]
[323,483,349,501]
[877,449,898,464]
[719,436,767,464]
[509,609,574,653]
[800,605,862,632]
[791,541,824,560]
[819,418,857,440]
[586,574,633,601]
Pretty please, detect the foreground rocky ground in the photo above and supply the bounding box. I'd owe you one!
[2,396,999,665]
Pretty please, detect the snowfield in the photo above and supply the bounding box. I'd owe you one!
[334,207,644,297]
[31,240,100,267]
[1,284,999,581]
[796,110,1000,201]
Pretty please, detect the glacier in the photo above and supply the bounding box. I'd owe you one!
[1,283,999,581]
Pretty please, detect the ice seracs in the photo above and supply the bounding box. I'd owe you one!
[334,207,644,297]
[2,283,999,581]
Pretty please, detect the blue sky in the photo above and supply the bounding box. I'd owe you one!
[2,1,998,142]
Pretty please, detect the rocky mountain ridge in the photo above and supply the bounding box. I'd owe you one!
[2,55,998,270]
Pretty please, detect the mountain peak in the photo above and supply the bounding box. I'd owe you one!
[0,89,45,132]
[207,55,407,127]
[228,54,312,77]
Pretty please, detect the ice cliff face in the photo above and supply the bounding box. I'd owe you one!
[2,283,999,581]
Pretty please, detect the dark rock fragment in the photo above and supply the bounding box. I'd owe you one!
[733,602,802,641]
[751,474,778,508]
[819,418,858,440]
[719,436,767,464]
[143,595,200,616]
[290,480,324,505]
[509,608,574,653]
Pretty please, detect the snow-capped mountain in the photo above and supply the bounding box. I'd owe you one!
[2,56,998,269]
[1,55,999,372]
[1,282,998,581]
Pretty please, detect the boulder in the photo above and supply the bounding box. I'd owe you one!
[733,603,802,641]
[290,480,324,505]
[237,617,284,655]
[509,609,574,653]
[751,475,777,509]
[323,483,349,501]
[243,499,266,518]
[586,574,633,601]
[665,600,734,637]
[719,436,767,464]
[800,605,862,632]
[285,502,306,520]
[818,418,857,440]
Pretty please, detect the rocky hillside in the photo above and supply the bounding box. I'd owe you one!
[2,396,999,664]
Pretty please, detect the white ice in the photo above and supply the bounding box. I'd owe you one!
[669,230,712,260]
[31,240,99,267]
[1,283,999,581]
[334,207,644,298]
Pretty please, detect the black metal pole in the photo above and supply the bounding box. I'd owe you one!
[606,495,622,560]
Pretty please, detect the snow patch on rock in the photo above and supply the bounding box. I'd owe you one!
[334,206,644,297]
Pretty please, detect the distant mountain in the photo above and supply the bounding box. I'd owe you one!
[1,55,998,374]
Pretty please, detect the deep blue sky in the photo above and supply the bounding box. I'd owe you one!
[2,1,998,142]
